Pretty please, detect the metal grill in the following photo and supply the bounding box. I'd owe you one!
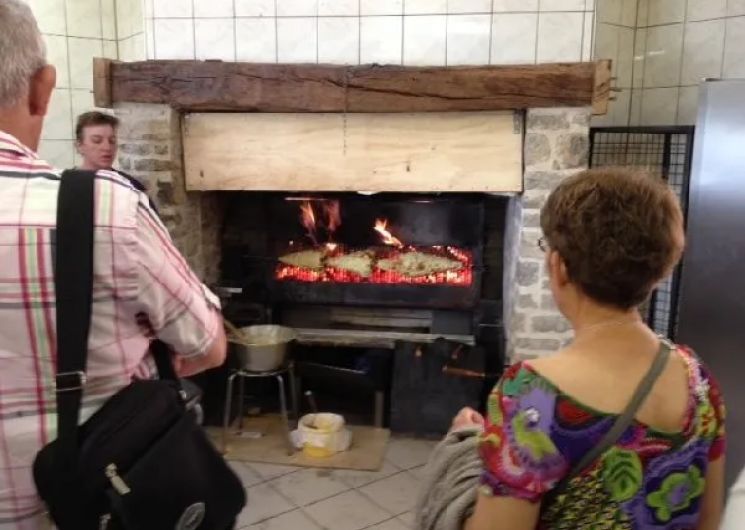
[589,126,695,340]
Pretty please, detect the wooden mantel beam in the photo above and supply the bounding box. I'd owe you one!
[95,59,611,114]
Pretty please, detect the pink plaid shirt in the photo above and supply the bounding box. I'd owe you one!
[0,131,222,529]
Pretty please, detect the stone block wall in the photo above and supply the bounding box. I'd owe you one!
[114,102,222,284]
[503,107,592,362]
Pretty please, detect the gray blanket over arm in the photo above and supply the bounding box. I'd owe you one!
[414,427,483,530]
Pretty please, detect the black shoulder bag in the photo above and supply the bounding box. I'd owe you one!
[33,170,246,530]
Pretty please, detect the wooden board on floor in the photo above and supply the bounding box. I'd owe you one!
[207,415,391,471]
[182,111,523,193]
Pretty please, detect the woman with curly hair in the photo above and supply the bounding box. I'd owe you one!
[455,169,725,530]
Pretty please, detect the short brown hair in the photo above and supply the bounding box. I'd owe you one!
[75,111,119,142]
[540,169,684,310]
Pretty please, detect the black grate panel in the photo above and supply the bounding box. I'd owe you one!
[589,126,695,340]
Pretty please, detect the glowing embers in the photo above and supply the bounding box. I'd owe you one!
[276,246,473,286]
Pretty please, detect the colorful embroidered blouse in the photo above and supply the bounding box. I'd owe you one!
[478,346,726,529]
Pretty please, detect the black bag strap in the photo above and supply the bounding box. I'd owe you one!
[53,172,180,465]
[54,170,96,470]
[551,339,673,495]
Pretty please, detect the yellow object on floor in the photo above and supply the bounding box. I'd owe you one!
[208,415,390,471]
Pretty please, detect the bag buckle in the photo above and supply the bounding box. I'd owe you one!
[56,371,87,393]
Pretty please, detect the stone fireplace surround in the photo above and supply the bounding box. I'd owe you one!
[114,102,591,362]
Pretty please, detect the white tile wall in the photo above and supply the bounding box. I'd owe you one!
[68,37,104,89]
[28,0,67,34]
[70,89,96,124]
[154,19,195,59]
[44,89,73,140]
[723,16,745,78]
[194,0,234,18]
[633,27,647,87]
[154,0,193,18]
[360,16,403,64]
[621,0,638,26]
[493,0,539,11]
[102,0,117,39]
[403,15,447,65]
[448,0,492,13]
[491,13,538,64]
[319,0,359,16]
[686,0,726,22]
[38,140,74,168]
[405,0,447,15]
[594,22,619,71]
[729,0,745,16]
[582,12,595,61]
[676,85,699,124]
[447,14,490,65]
[616,26,635,87]
[680,19,725,85]
[117,0,145,39]
[277,0,318,17]
[642,23,683,88]
[596,0,745,127]
[235,0,275,17]
[537,12,584,62]
[236,18,277,62]
[541,0,585,12]
[629,88,643,124]
[596,0,622,24]
[648,0,686,26]
[195,19,236,61]
[120,33,146,61]
[318,17,360,64]
[104,40,119,60]
[360,0,403,16]
[66,0,102,38]
[277,17,318,62]
[640,86,678,125]
[45,35,70,88]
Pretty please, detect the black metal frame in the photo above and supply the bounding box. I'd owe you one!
[589,126,695,340]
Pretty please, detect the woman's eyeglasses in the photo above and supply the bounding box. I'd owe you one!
[538,237,548,253]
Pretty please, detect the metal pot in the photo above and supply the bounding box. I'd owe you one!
[228,325,296,372]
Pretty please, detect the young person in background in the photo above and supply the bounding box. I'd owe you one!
[75,111,158,210]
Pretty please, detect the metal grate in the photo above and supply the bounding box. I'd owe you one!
[589,126,695,340]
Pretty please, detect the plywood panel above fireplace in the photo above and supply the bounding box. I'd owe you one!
[182,112,522,193]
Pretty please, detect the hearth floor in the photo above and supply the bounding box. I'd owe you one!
[230,436,437,530]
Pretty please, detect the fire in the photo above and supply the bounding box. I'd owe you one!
[374,219,403,248]
[322,201,341,233]
[299,201,318,245]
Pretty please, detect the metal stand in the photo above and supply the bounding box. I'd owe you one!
[222,363,298,455]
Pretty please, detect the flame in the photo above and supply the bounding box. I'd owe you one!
[322,201,341,233]
[299,201,318,245]
[326,242,338,252]
[374,219,404,248]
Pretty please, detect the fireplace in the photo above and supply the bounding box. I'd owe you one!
[215,191,506,431]
[109,57,607,428]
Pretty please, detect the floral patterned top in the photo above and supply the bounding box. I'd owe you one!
[478,346,726,529]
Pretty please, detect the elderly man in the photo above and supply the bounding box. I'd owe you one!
[0,2,227,528]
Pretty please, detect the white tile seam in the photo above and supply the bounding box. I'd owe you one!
[719,0,730,79]
[62,0,75,145]
[673,0,689,124]
[488,0,495,64]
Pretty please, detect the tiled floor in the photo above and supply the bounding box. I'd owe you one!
[230,436,437,530]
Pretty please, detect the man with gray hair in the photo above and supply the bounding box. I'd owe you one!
[0,2,228,527]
